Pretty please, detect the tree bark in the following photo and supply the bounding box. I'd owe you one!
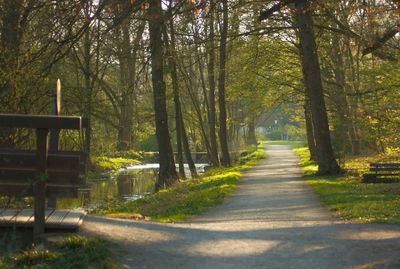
[180,115,198,178]
[116,21,134,150]
[148,0,178,190]
[218,0,231,167]
[83,20,92,163]
[295,0,340,175]
[304,95,317,161]
[247,119,257,145]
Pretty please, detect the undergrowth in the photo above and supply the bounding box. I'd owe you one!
[294,147,400,224]
[0,236,116,269]
[92,147,266,222]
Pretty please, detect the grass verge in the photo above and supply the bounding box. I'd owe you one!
[293,147,400,224]
[0,236,116,269]
[92,147,266,222]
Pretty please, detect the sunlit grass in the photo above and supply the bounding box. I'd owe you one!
[92,148,266,222]
[0,236,116,269]
[294,147,400,224]
[91,156,141,173]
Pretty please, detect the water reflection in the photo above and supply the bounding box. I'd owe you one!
[57,163,208,210]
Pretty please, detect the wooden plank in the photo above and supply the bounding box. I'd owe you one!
[0,150,86,159]
[15,209,34,224]
[30,209,55,222]
[0,114,82,130]
[45,209,56,220]
[0,169,81,185]
[0,153,82,172]
[61,211,86,228]
[0,209,85,229]
[0,183,80,197]
[46,210,69,226]
[0,209,19,222]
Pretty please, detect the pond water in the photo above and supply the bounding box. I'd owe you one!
[57,163,209,210]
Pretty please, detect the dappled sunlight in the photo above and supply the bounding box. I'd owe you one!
[347,260,391,269]
[83,216,181,244]
[79,146,400,269]
[185,239,281,257]
[336,229,400,241]
[296,244,330,255]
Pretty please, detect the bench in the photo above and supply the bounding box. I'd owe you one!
[0,114,86,239]
[362,163,400,183]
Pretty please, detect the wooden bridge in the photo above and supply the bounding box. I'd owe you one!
[0,209,85,230]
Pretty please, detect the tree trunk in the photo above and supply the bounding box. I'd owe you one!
[163,17,186,179]
[167,17,198,179]
[0,0,23,147]
[148,0,177,190]
[83,22,92,164]
[295,0,340,175]
[180,115,198,178]
[116,22,134,150]
[304,95,317,161]
[207,0,220,167]
[218,0,231,167]
[247,119,257,145]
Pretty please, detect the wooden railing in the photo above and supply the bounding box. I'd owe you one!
[0,114,85,239]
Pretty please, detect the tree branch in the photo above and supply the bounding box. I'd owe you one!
[259,0,295,21]
[362,23,400,56]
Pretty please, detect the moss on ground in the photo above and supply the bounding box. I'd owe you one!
[294,147,400,224]
[92,147,266,222]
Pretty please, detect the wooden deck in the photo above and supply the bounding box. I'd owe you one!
[0,209,86,230]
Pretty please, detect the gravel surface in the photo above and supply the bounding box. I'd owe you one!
[81,145,400,269]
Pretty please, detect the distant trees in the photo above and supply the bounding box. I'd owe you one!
[259,0,399,174]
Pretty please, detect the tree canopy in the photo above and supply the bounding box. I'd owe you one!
[0,0,399,185]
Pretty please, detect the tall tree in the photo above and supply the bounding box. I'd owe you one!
[295,0,340,174]
[218,0,231,166]
[207,0,220,167]
[148,0,178,189]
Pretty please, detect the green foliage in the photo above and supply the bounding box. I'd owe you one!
[137,135,158,152]
[91,156,141,173]
[105,150,143,160]
[92,147,266,222]
[238,147,266,164]
[0,236,116,269]
[294,147,400,224]
[292,147,318,176]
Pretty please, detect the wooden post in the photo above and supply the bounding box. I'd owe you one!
[34,128,49,240]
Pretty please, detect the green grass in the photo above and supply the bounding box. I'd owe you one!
[263,140,306,148]
[91,156,141,173]
[0,236,116,269]
[294,147,400,224]
[92,148,266,222]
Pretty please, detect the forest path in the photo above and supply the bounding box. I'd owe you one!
[81,145,400,269]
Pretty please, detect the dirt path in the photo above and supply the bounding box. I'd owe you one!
[81,145,400,269]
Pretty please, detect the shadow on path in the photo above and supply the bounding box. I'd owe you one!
[81,145,400,269]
